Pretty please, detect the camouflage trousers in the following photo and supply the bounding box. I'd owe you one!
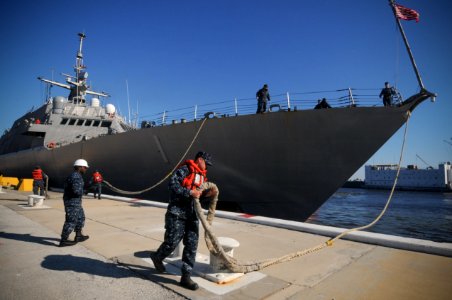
[61,198,85,240]
[155,212,199,275]
[33,180,45,196]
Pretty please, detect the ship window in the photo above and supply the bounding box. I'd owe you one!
[100,121,111,128]
[76,119,84,126]
[68,119,76,125]
[61,118,68,125]
[92,120,100,127]
[24,131,46,137]
[85,120,92,126]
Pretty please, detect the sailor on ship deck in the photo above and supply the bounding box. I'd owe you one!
[314,98,332,109]
[256,84,271,113]
[379,81,396,107]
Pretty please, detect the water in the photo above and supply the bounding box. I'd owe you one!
[307,188,452,243]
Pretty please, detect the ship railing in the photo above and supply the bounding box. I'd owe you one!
[139,88,400,127]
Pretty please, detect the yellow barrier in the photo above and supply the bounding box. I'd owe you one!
[18,179,34,192]
[0,177,19,187]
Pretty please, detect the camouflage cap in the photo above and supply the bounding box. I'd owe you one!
[195,151,213,166]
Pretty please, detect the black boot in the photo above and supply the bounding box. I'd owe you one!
[75,231,89,242]
[150,252,166,273]
[180,274,199,290]
[59,238,77,247]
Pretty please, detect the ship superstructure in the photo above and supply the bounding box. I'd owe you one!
[0,33,132,155]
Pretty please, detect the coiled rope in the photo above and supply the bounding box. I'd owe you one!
[194,111,411,273]
[103,118,208,195]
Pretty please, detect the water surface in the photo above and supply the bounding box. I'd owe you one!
[307,188,452,243]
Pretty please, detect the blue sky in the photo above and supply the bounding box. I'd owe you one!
[0,0,451,179]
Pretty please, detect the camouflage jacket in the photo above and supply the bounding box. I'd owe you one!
[63,171,85,201]
[167,165,197,220]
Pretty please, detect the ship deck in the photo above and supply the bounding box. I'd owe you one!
[1,189,451,299]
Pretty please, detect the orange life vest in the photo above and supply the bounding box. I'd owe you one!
[32,169,43,180]
[181,160,207,190]
[92,172,103,183]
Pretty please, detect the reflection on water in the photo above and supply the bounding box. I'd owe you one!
[307,188,452,243]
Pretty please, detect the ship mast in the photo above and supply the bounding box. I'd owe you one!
[37,33,109,102]
[388,0,424,90]
[75,32,86,94]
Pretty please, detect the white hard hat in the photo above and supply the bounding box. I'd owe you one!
[74,159,89,168]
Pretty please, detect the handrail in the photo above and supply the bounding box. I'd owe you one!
[139,87,400,128]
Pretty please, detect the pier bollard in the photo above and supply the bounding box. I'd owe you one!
[34,196,45,207]
[210,237,240,272]
[28,195,35,206]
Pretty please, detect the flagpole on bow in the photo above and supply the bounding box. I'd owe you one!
[388,0,425,90]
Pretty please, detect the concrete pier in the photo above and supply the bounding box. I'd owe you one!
[1,189,451,299]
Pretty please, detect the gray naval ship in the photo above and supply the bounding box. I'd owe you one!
[0,21,436,222]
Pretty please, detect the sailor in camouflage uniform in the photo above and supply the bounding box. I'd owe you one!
[150,151,216,291]
[59,159,90,247]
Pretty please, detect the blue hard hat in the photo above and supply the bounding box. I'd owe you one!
[195,151,213,166]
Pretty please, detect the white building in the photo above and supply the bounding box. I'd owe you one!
[364,162,452,191]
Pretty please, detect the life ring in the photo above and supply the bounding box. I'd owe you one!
[47,142,56,149]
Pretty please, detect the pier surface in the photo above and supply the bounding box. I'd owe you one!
[1,190,451,300]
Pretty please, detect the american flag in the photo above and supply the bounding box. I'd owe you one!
[394,3,420,22]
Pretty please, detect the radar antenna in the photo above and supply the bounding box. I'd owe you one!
[37,32,109,103]
[75,33,86,83]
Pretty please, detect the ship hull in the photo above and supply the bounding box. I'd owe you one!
[0,94,429,221]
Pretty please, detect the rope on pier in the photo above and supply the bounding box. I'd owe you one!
[193,182,329,273]
[194,111,411,273]
[102,118,208,195]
